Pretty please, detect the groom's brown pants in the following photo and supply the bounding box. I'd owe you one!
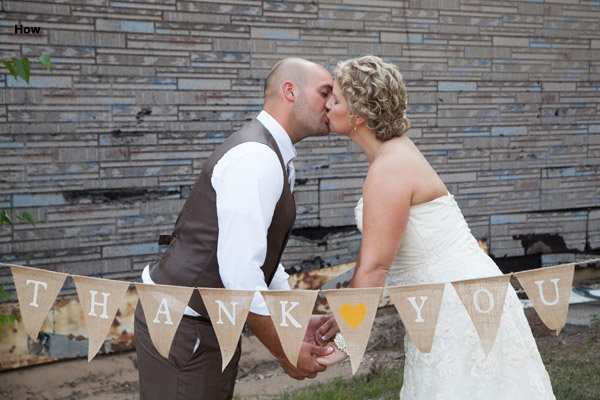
[134,302,241,400]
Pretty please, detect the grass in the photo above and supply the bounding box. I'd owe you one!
[272,323,600,400]
[540,318,600,400]
[278,366,404,400]
[541,343,600,400]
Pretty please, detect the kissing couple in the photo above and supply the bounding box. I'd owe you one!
[134,56,555,399]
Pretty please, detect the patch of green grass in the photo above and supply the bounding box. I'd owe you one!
[541,343,600,399]
[271,337,599,400]
[278,366,404,400]
[241,320,600,400]
[540,323,600,400]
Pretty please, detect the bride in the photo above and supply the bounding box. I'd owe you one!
[316,55,555,399]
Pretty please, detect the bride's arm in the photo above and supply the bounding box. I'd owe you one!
[316,158,412,367]
[317,157,412,367]
[351,156,411,289]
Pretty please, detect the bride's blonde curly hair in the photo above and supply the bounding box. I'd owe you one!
[333,55,410,141]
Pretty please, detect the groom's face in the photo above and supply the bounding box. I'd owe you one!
[291,65,332,138]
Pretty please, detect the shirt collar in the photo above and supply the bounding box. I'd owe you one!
[256,110,296,165]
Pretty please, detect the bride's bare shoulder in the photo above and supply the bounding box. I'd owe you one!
[365,145,413,193]
[371,137,419,171]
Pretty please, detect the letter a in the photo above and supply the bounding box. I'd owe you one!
[153,297,173,325]
[535,278,560,306]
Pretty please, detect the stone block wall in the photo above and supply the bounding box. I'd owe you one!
[1,0,599,298]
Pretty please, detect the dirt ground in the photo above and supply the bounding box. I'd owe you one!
[0,302,598,400]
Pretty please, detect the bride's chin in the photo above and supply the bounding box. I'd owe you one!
[330,128,349,137]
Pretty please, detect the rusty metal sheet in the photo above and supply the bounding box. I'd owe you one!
[0,288,137,371]
[288,239,488,313]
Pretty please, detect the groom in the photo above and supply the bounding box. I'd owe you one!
[134,58,335,399]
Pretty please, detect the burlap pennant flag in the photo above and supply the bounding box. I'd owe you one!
[135,283,194,358]
[262,290,318,368]
[322,287,383,374]
[515,263,574,335]
[452,275,510,356]
[72,275,130,362]
[388,283,445,353]
[198,288,255,371]
[10,265,68,340]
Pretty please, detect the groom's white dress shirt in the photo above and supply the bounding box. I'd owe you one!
[142,110,295,317]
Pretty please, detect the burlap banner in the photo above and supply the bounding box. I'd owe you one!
[262,290,318,367]
[387,283,445,353]
[515,263,574,335]
[322,287,383,374]
[198,288,255,371]
[3,258,598,367]
[452,275,511,356]
[135,283,194,359]
[9,265,68,340]
[73,275,130,362]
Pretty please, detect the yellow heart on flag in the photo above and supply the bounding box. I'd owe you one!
[340,303,367,328]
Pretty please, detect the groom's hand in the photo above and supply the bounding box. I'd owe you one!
[296,342,333,378]
[245,312,333,380]
[278,342,333,380]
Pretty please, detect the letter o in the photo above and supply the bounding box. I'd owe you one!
[473,288,494,314]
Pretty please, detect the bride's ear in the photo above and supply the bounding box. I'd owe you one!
[354,115,366,127]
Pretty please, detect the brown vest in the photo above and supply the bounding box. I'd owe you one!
[150,119,296,315]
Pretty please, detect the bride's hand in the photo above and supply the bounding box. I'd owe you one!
[316,314,339,345]
[315,344,348,366]
[304,314,333,345]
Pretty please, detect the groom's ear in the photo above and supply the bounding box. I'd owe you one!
[282,81,296,103]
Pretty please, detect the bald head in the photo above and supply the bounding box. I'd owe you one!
[262,58,333,143]
[263,58,316,101]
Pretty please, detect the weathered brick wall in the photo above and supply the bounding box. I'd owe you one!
[1,0,599,298]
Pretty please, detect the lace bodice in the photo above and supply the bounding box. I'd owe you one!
[354,194,501,286]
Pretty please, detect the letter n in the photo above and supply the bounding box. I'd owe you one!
[216,300,238,325]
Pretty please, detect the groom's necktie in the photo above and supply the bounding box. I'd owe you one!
[287,160,295,192]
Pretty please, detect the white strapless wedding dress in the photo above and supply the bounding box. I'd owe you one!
[354,194,555,399]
